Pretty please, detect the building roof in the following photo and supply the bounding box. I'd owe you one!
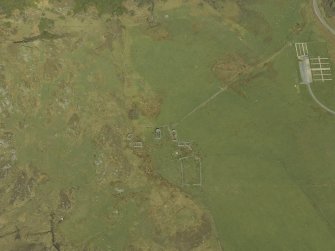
[299,56,313,85]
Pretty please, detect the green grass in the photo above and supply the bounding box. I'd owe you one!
[5,17,135,249]
[131,8,248,124]
[131,1,335,250]
[178,48,335,250]
[4,0,335,249]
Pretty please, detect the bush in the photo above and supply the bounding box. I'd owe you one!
[73,0,127,16]
[38,17,55,32]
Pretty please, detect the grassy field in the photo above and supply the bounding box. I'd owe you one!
[131,0,335,250]
[2,0,335,250]
[0,0,222,249]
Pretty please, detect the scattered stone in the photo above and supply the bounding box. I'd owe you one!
[59,190,71,210]
[128,104,140,120]
[154,128,161,140]
[170,129,177,141]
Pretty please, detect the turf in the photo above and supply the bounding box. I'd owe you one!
[2,0,335,250]
[131,0,335,250]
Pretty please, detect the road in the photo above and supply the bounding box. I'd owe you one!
[310,0,335,115]
[306,83,335,115]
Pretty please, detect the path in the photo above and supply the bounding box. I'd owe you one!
[173,43,289,127]
[306,83,335,115]
[174,87,228,127]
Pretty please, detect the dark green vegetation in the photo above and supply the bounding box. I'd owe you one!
[0,0,148,17]
[70,0,154,15]
[38,17,55,32]
[72,0,127,15]
[0,0,34,16]
[323,0,335,16]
